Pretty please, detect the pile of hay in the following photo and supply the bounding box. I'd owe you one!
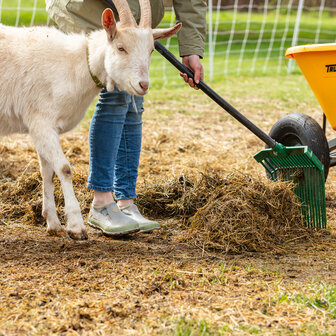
[137,172,222,219]
[1,139,310,254]
[137,171,310,253]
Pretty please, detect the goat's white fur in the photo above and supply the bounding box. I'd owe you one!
[0,7,181,240]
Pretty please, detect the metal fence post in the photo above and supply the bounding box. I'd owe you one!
[287,0,304,74]
[208,0,213,81]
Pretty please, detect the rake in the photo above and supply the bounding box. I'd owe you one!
[155,41,326,229]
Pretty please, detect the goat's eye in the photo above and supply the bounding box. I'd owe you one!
[118,46,127,54]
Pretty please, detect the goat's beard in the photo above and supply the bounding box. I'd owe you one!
[105,79,115,92]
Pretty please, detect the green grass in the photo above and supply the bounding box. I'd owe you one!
[171,317,216,336]
[0,0,49,26]
[169,283,336,335]
[293,284,336,318]
[278,283,336,318]
[169,317,336,336]
[81,74,320,132]
[80,74,321,135]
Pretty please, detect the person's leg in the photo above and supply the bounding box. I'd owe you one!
[113,95,144,202]
[88,88,128,196]
[113,96,160,232]
[87,88,139,235]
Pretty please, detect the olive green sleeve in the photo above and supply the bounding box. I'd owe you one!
[172,0,207,58]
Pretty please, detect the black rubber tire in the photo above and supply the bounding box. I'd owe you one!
[269,112,330,181]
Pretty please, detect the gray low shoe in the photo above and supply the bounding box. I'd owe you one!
[120,204,160,232]
[88,202,139,236]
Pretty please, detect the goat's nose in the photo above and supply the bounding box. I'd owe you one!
[139,81,149,91]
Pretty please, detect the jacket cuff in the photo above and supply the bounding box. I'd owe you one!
[179,45,204,59]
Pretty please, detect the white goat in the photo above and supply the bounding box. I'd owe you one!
[0,0,181,240]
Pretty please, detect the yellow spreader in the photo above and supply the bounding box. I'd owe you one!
[286,43,336,130]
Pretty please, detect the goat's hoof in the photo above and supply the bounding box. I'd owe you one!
[47,224,65,236]
[67,229,88,241]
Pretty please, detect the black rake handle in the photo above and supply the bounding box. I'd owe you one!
[154,41,277,149]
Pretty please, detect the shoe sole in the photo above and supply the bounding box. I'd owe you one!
[140,226,161,233]
[88,219,140,236]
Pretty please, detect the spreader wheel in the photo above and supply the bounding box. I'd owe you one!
[269,112,330,180]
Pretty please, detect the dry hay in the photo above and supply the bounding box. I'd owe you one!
[137,171,311,254]
[1,162,311,255]
[0,133,321,256]
[0,100,336,334]
[137,172,220,219]
[1,135,312,255]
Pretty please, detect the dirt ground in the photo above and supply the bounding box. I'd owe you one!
[1,85,336,335]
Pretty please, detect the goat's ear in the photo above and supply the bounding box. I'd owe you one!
[152,23,182,41]
[102,8,117,40]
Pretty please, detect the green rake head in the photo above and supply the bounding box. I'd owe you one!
[254,145,327,229]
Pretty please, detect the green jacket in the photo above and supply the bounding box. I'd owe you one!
[45,0,207,57]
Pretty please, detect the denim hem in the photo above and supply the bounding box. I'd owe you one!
[87,183,114,192]
[114,193,137,200]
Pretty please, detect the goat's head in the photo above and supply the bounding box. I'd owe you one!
[101,0,181,95]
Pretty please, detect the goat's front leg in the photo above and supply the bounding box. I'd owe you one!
[38,155,64,235]
[31,127,88,240]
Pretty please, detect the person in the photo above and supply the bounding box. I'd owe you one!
[46,0,207,236]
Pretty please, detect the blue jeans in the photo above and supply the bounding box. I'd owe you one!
[87,88,143,200]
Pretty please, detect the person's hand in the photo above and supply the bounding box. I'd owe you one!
[180,55,204,90]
